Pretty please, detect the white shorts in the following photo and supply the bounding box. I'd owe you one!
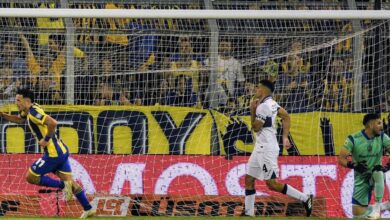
[246,150,279,180]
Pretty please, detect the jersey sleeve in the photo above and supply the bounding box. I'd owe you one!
[275,102,281,111]
[383,133,390,148]
[19,111,27,119]
[343,135,354,152]
[255,103,270,123]
[29,106,47,125]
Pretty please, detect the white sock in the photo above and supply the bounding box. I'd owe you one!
[245,194,255,216]
[381,201,390,210]
[285,184,308,202]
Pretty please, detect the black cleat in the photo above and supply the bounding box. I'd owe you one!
[240,210,254,217]
[303,194,313,217]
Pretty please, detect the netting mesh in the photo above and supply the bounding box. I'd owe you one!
[0,0,389,218]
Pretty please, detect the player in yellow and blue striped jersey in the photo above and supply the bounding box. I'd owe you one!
[0,88,95,219]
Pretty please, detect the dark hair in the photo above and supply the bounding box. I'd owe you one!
[259,79,275,93]
[17,88,34,102]
[363,113,380,126]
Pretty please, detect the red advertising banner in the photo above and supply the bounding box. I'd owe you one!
[0,154,389,218]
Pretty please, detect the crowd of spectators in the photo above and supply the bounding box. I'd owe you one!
[0,1,387,114]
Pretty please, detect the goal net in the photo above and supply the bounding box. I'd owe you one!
[0,0,389,218]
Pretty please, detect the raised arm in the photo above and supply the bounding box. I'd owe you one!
[20,34,40,85]
[19,34,34,58]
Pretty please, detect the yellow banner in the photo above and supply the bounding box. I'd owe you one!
[1,104,388,155]
[1,105,212,155]
[211,111,390,155]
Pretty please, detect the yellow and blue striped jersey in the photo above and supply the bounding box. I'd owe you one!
[20,103,68,157]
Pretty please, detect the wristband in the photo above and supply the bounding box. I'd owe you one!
[347,161,354,169]
[44,135,51,142]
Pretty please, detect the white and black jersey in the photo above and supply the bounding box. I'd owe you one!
[254,96,280,153]
[247,96,280,180]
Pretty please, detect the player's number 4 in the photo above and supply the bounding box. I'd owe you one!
[263,164,268,172]
[35,158,45,167]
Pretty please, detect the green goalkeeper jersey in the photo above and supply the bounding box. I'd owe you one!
[343,130,390,175]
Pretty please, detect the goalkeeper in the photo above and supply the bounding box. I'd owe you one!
[338,113,390,219]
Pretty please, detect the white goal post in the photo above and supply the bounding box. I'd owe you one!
[0,5,390,218]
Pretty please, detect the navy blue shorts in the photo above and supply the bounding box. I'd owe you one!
[29,154,72,176]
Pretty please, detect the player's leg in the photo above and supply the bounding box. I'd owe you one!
[352,178,376,218]
[244,174,256,216]
[244,151,262,216]
[55,158,95,218]
[263,152,313,217]
[366,167,385,219]
[265,178,313,217]
[265,179,309,201]
[27,157,65,189]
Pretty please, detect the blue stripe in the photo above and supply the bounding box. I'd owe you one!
[361,130,373,140]
[52,135,68,156]
[29,107,40,118]
[28,119,46,154]
[29,105,45,121]
[263,116,272,127]
[29,119,43,140]
[348,135,355,145]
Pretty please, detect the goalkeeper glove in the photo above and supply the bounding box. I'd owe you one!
[347,160,368,173]
[383,162,390,173]
[372,164,384,172]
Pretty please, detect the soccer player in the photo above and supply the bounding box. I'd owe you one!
[339,113,390,219]
[0,88,95,218]
[244,79,313,216]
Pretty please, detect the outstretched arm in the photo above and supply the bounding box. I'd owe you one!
[0,112,26,124]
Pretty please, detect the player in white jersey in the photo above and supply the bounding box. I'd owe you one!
[244,79,313,217]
